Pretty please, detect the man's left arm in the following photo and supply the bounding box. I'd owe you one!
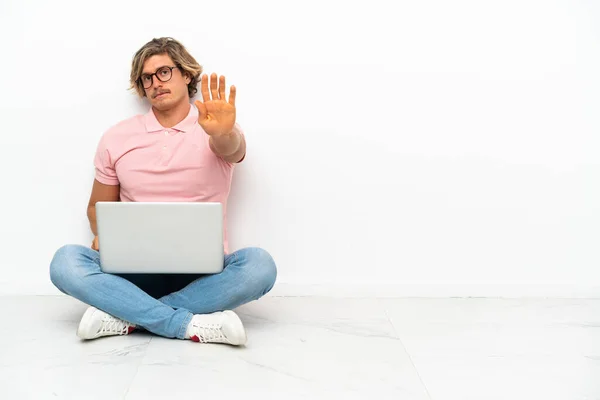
[209,125,246,163]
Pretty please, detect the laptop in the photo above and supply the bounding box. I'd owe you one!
[95,201,224,274]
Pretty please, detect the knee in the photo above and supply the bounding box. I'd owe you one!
[239,247,277,295]
[49,244,90,290]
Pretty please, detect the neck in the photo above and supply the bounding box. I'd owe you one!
[152,100,191,128]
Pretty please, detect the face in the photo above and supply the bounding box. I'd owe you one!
[140,53,190,111]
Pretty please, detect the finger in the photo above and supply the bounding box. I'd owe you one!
[229,85,236,107]
[195,100,207,120]
[210,73,218,100]
[201,74,210,102]
[218,75,226,101]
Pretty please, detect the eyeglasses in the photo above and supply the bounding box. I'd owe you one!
[139,66,179,89]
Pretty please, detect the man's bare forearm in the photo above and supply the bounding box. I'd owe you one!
[209,127,246,163]
[87,206,98,236]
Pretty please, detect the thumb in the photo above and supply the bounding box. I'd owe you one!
[195,100,207,120]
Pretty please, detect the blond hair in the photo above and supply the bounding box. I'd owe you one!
[129,37,203,98]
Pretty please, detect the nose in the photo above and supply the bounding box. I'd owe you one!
[151,75,163,90]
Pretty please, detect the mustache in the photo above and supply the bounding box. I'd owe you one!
[153,90,170,98]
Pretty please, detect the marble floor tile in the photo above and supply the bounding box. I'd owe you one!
[125,297,431,400]
[382,298,600,357]
[0,296,151,400]
[406,355,600,400]
[383,298,600,400]
[3,295,599,400]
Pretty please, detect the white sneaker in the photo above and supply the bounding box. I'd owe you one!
[77,306,136,340]
[185,310,247,345]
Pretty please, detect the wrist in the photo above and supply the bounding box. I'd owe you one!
[210,127,241,155]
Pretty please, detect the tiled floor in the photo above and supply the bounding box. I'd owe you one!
[1,296,599,400]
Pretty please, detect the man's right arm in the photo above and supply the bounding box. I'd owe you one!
[87,179,120,249]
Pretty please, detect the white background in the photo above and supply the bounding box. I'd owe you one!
[1,0,599,296]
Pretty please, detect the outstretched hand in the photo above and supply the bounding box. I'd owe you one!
[194,73,236,137]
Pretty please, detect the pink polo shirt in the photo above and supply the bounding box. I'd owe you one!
[93,103,243,254]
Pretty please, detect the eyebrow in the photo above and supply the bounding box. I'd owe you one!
[141,65,171,75]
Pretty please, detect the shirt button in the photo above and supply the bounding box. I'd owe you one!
[164,131,169,136]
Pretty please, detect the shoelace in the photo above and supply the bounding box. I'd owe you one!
[191,322,226,343]
[99,315,131,335]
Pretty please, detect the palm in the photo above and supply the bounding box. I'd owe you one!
[195,73,237,137]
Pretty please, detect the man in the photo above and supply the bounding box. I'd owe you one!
[49,37,277,346]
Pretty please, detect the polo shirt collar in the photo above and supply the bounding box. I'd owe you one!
[144,103,198,133]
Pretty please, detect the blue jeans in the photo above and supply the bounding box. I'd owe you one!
[49,245,277,339]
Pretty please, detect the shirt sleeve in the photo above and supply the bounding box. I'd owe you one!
[93,134,119,185]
